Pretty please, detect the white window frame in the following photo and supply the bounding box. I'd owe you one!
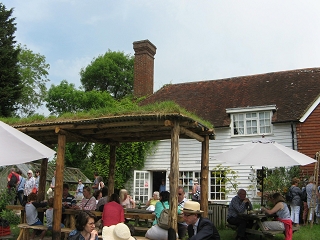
[133,170,151,204]
[227,105,275,137]
[209,170,226,200]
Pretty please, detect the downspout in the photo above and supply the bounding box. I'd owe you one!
[291,121,295,150]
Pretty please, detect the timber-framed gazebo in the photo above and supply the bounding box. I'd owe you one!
[12,113,214,239]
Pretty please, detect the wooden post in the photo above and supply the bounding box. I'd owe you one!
[37,158,48,202]
[108,145,116,198]
[169,120,179,232]
[200,135,209,217]
[52,134,66,240]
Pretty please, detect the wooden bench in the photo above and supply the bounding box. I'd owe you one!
[17,223,73,240]
[226,223,300,238]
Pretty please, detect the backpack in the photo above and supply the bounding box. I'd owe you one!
[157,202,170,230]
[301,188,307,202]
[285,187,293,202]
[8,173,18,188]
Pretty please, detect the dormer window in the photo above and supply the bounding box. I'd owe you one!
[226,105,275,136]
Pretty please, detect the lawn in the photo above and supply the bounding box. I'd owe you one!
[219,224,320,240]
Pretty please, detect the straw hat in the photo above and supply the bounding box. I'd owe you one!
[182,201,203,214]
[193,178,198,184]
[102,223,135,240]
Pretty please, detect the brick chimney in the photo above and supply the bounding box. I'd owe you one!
[133,40,157,98]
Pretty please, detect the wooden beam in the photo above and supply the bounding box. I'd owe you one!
[200,135,209,217]
[37,158,48,202]
[180,126,204,142]
[52,134,66,240]
[55,127,99,143]
[169,120,180,232]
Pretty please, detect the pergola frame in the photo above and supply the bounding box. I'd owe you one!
[13,113,214,239]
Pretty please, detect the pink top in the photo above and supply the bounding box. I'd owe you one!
[80,196,97,210]
[102,201,125,226]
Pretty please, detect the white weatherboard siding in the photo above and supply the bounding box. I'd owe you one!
[140,122,296,203]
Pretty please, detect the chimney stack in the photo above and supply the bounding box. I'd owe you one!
[133,40,157,98]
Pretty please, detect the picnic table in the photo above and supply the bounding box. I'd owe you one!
[227,212,299,239]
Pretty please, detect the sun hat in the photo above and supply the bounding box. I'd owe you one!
[182,201,204,214]
[193,178,198,184]
[102,223,135,240]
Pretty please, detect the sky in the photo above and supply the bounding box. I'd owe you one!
[2,1,320,101]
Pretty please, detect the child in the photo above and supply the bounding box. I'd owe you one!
[23,192,47,240]
[46,198,65,230]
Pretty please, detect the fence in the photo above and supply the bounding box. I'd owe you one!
[208,203,229,228]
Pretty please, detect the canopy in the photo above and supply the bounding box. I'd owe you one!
[0,121,56,166]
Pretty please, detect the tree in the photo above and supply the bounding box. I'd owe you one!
[80,50,134,99]
[15,44,50,117]
[46,80,116,115]
[0,4,22,117]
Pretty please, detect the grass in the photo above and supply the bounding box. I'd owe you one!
[219,224,320,240]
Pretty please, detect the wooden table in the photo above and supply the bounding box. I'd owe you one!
[238,213,268,237]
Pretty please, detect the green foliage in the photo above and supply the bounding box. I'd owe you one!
[15,44,50,117]
[212,164,240,194]
[0,4,22,117]
[263,166,301,201]
[0,189,15,212]
[0,210,20,225]
[89,141,157,189]
[80,50,134,99]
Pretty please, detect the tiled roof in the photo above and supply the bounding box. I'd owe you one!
[142,68,320,127]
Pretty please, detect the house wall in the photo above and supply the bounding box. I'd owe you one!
[140,122,295,204]
[297,103,320,176]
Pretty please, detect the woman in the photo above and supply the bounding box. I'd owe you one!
[145,191,180,240]
[93,190,102,204]
[74,186,97,210]
[35,170,40,190]
[261,192,292,240]
[146,191,160,211]
[23,170,36,203]
[102,193,125,227]
[68,211,98,240]
[76,179,85,198]
[289,177,302,227]
[119,189,135,209]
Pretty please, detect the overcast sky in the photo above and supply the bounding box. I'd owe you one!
[2,0,320,94]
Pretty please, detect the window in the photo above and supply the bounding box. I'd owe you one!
[209,171,226,200]
[179,171,200,199]
[232,111,272,136]
[133,171,150,203]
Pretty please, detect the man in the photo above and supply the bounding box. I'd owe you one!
[7,167,19,192]
[15,170,26,205]
[92,172,100,192]
[61,183,76,224]
[97,186,109,211]
[62,183,76,208]
[177,186,188,239]
[227,189,253,240]
[35,170,40,190]
[183,201,220,240]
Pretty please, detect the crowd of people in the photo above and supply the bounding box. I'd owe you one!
[7,169,222,240]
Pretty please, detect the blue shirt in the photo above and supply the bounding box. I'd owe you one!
[17,177,26,191]
[227,195,253,219]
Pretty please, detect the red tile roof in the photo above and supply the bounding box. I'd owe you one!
[142,68,320,127]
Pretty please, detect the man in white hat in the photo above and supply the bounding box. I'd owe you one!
[183,201,220,240]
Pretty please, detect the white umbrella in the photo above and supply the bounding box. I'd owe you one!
[215,138,316,168]
[0,121,56,166]
[215,137,316,205]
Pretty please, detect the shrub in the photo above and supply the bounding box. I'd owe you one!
[0,209,20,225]
[0,189,15,211]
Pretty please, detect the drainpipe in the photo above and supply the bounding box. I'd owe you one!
[291,122,295,150]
